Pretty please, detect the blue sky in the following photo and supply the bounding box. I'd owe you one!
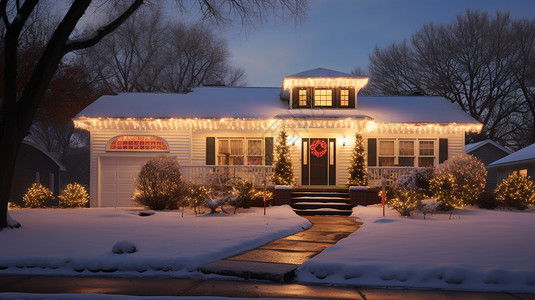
[224,0,535,87]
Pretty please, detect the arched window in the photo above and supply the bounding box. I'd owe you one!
[107,136,169,151]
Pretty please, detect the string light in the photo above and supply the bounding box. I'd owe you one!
[282,77,369,92]
[74,117,482,134]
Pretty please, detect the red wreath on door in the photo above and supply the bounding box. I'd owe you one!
[310,139,328,157]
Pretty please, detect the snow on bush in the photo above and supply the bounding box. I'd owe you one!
[23,183,54,208]
[133,155,184,210]
[58,183,89,208]
[396,167,434,196]
[494,173,535,210]
[112,241,137,254]
[431,154,486,209]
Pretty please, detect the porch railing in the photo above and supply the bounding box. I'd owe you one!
[181,165,273,187]
[367,167,422,187]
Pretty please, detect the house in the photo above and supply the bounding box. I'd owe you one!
[487,142,535,186]
[74,68,481,207]
[465,139,512,189]
[9,140,66,206]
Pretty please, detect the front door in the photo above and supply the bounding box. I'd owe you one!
[302,138,336,185]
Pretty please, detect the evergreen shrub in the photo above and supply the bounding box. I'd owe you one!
[348,132,367,186]
[272,129,297,187]
[59,183,89,207]
[133,155,184,210]
[494,173,535,210]
[475,191,499,209]
[23,183,54,208]
[386,188,424,216]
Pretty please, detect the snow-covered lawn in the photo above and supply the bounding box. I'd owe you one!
[0,206,310,276]
[297,205,535,293]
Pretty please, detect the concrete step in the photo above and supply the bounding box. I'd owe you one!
[291,196,351,204]
[199,260,297,282]
[292,191,350,198]
[294,209,353,216]
[291,202,352,210]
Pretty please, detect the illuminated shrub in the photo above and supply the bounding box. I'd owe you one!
[433,154,487,206]
[495,173,535,210]
[59,183,89,208]
[23,183,54,208]
[430,172,463,210]
[397,167,434,196]
[133,155,184,210]
[386,188,424,216]
[185,185,211,215]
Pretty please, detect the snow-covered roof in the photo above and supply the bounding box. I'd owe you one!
[76,86,480,124]
[465,139,511,154]
[22,140,66,171]
[488,143,535,167]
[285,68,358,78]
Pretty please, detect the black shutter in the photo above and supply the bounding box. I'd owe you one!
[264,137,274,165]
[439,138,448,164]
[307,87,313,108]
[349,88,356,108]
[206,137,215,165]
[368,138,377,167]
[291,88,299,108]
[333,88,339,108]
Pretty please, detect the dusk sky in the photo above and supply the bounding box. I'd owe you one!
[224,0,535,87]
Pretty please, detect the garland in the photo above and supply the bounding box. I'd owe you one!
[310,139,328,157]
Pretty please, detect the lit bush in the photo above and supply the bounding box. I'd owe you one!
[23,183,54,208]
[185,185,211,215]
[231,179,273,213]
[386,188,424,216]
[133,155,184,210]
[59,183,89,208]
[494,173,535,210]
[433,154,487,206]
[397,167,434,196]
[430,172,463,210]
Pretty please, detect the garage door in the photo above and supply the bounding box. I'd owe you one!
[100,156,152,207]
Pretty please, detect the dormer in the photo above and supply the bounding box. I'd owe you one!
[281,68,368,109]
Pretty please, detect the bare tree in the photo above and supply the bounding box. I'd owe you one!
[367,10,533,147]
[0,0,307,230]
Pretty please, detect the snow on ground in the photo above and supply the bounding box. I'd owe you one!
[296,205,535,293]
[0,206,310,277]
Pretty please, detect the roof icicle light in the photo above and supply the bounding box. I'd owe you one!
[282,77,369,92]
[73,117,482,134]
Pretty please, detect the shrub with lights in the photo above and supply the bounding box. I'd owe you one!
[58,183,89,208]
[184,185,211,215]
[494,173,535,210]
[386,187,424,216]
[232,179,273,210]
[397,167,434,196]
[430,172,462,210]
[23,183,54,208]
[348,132,368,186]
[272,129,297,187]
[432,154,486,207]
[133,155,184,210]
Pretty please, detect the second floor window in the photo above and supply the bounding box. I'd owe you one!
[340,89,349,106]
[314,89,332,107]
[299,89,307,106]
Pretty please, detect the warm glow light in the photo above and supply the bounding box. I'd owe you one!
[282,77,369,92]
[74,117,482,134]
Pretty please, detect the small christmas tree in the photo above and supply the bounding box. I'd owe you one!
[272,129,296,187]
[348,132,368,186]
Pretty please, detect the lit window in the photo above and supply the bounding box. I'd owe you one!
[108,136,168,151]
[218,138,263,166]
[398,141,414,167]
[298,89,307,107]
[314,89,333,107]
[418,140,435,167]
[379,140,395,166]
[519,169,528,177]
[340,89,349,106]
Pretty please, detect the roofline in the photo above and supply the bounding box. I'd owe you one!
[466,140,512,155]
[487,157,535,168]
[22,140,67,172]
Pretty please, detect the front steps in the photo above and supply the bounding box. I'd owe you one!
[291,188,352,216]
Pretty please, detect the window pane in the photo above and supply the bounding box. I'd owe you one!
[230,140,244,155]
[399,141,414,155]
[420,141,434,156]
[314,89,333,106]
[247,156,263,165]
[380,141,394,155]
[379,157,395,166]
[230,156,244,165]
[109,136,167,151]
[419,157,434,167]
[519,169,528,177]
[398,157,414,167]
[340,89,349,106]
[248,140,262,156]
[299,89,307,106]
[219,140,229,154]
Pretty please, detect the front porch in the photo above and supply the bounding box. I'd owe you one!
[181,165,420,188]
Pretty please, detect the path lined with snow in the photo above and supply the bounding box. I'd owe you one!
[0,206,310,276]
[296,205,535,293]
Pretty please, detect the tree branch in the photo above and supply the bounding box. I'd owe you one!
[64,0,143,53]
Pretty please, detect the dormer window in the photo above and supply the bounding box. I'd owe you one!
[314,89,333,107]
[298,89,307,107]
[340,89,349,106]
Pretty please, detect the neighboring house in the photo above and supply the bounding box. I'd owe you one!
[488,142,535,186]
[465,139,512,190]
[74,68,481,207]
[9,140,66,206]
